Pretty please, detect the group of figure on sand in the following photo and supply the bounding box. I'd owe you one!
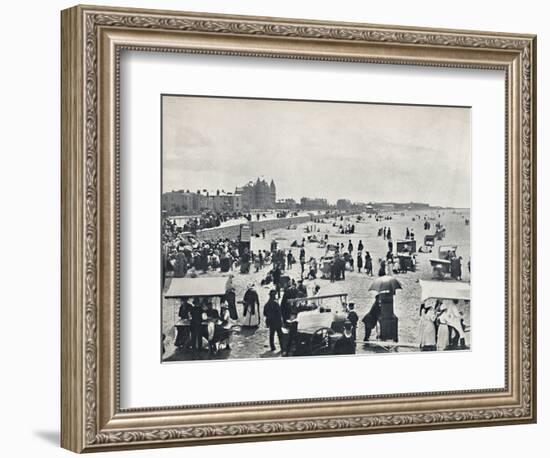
[418,299,468,351]
[235,281,397,356]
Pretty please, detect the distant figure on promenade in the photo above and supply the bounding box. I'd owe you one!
[263,290,284,352]
[356,252,363,272]
[262,228,266,238]
[348,240,353,253]
[383,227,387,239]
[358,240,364,252]
[387,227,392,240]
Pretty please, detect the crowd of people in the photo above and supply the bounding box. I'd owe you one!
[174,280,379,357]
[172,211,243,234]
[165,209,470,359]
[163,219,242,277]
[169,210,308,235]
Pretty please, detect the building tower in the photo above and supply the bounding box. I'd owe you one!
[269,179,276,208]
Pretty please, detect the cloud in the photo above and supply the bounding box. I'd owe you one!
[162,96,471,207]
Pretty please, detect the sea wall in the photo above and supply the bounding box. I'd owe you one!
[194,214,316,241]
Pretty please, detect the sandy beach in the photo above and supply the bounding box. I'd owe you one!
[162,207,470,361]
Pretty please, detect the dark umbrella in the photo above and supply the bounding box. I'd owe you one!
[368,275,402,295]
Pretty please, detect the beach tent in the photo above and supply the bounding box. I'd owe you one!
[164,276,231,299]
[419,280,470,302]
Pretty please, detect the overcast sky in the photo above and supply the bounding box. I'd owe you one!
[162,95,471,208]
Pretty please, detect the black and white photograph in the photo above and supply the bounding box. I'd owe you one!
[161,94,471,362]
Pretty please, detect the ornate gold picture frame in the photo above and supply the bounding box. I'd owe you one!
[61,4,536,453]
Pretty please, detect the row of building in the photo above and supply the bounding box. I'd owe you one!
[162,178,277,215]
[162,177,435,216]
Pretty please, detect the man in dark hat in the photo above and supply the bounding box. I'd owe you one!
[296,279,307,299]
[263,290,284,352]
[333,321,356,355]
[280,283,296,323]
[272,263,282,298]
[225,287,238,320]
[362,295,382,341]
[347,303,359,341]
[189,298,204,353]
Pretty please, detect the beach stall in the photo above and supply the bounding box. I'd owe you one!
[419,279,470,302]
[419,280,470,349]
[423,234,436,250]
[429,245,459,280]
[165,276,233,351]
[395,239,417,272]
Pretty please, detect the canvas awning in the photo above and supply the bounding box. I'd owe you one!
[419,280,470,302]
[164,277,230,299]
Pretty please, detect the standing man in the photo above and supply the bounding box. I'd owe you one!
[280,283,296,323]
[338,255,346,280]
[178,296,192,321]
[299,247,306,279]
[225,287,238,320]
[287,250,293,270]
[348,240,353,254]
[189,298,204,353]
[263,290,284,352]
[347,303,359,341]
[272,263,282,298]
[330,260,336,283]
[362,296,382,341]
[365,251,373,276]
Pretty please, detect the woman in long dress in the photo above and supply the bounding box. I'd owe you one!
[242,284,260,327]
[440,300,466,349]
[418,303,437,351]
[365,252,373,276]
